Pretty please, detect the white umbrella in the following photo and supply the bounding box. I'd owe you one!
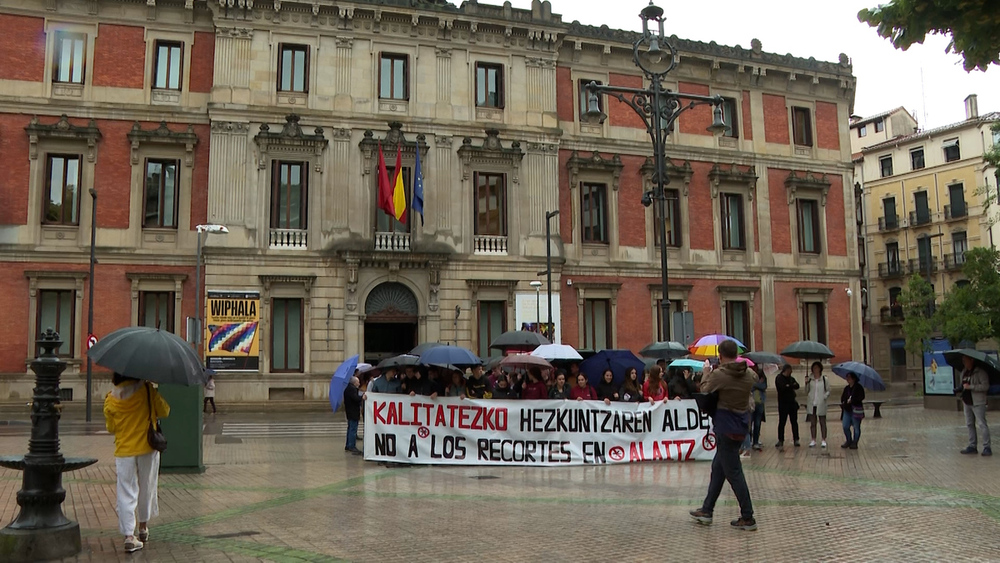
[530,344,583,361]
[356,362,376,373]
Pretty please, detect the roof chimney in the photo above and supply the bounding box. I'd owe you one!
[965,94,979,119]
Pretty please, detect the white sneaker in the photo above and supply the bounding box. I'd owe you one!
[821,441,827,448]
[808,440,816,447]
[740,450,751,458]
[124,536,144,553]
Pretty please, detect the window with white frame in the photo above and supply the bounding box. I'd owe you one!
[153,40,183,90]
[53,31,86,84]
[943,138,961,162]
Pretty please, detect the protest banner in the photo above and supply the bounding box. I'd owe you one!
[363,394,715,466]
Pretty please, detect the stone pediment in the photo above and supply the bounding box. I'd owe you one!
[254,114,328,172]
[785,170,832,206]
[25,115,102,162]
[456,129,523,182]
[640,157,693,195]
[708,163,758,199]
[359,122,429,176]
[128,121,199,167]
[567,151,623,191]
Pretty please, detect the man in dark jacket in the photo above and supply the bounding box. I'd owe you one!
[466,365,493,399]
[668,368,696,400]
[491,373,519,399]
[689,339,756,531]
[343,376,364,455]
[774,364,800,448]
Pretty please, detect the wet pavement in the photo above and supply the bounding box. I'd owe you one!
[0,404,997,562]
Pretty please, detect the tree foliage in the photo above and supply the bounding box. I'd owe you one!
[899,275,935,357]
[858,0,1000,71]
[934,284,989,347]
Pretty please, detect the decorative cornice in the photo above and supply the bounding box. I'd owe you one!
[212,121,251,134]
[128,121,199,167]
[24,270,88,280]
[640,157,693,196]
[25,115,102,162]
[254,114,328,172]
[126,272,189,282]
[708,163,758,200]
[466,279,519,290]
[716,284,759,295]
[258,274,317,292]
[795,287,833,302]
[359,122,429,175]
[567,151,623,191]
[785,170,832,206]
[456,129,523,183]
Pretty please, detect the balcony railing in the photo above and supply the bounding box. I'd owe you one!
[907,257,937,275]
[375,231,411,252]
[877,261,904,278]
[880,305,904,324]
[878,216,900,231]
[943,252,967,271]
[909,210,932,226]
[269,228,308,249]
[473,235,508,255]
[944,204,968,220]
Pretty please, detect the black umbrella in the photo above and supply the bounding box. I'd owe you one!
[87,326,207,386]
[743,351,785,365]
[943,349,1000,388]
[780,340,835,360]
[638,341,689,360]
[489,330,550,351]
[377,354,421,369]
[410,342,444,356]
[419,345,482,368]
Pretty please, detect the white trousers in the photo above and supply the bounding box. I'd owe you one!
[115,451,160,537]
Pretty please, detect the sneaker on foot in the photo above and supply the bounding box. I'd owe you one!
[753,443,763,451]
[137,529,148,542]
[960,446,978,454]
[794,440,801,447]
[124,537,144,553]
[689,509,713,524]
[731,517,758,531]
[821,440,827,448]
[808,440,816,447]
[740,450,751,458]
[775,441,783,448]
[983,448,993,457]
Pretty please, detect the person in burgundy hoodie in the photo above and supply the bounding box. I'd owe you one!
[570,373,599,401]
[520,367,549,400]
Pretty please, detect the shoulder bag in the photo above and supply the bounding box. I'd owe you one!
[146,382,168,452]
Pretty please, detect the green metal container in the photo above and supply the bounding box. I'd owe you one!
[157,383,205,474]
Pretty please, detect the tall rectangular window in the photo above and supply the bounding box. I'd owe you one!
[874,118,884,133]
[270,161,308,230]
[797,199,820,254]
[886,241,900,271]
[948,183,966,217]
[583,299,611,351]
[379,53,408,100]
[724,301,750,347]
[721,193,745,250]
[653,189,681,247]
[37,289,74,357]
[143,159,179,228]
[475,63,503,108]
[791,106,813,147]
[139,291,175,332]
[44,155,81,225]
[153,40,183,90]
[802,302,827,344]
[53,31,86,84]
[277,44,308,93]
[879,155,893,177]
[914,191,930,223]
[953,231,968,260]
[857,125,867,137]
[721,97,739,138]
[580,182,608,243]
[271,298,303,372]
[378,167,410,233]
[910,147,925,170]
[579,79,602,121]
[473,172,506,236]
[917,236,932,271]
[655,299,684,342]
[883,197,897,228]
[477,301,505,359]
[943,138,960,162]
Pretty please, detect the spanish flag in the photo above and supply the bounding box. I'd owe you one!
[376,143,393,217]
[390,148,407,223]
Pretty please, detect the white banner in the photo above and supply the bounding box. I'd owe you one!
[363,395,716,466]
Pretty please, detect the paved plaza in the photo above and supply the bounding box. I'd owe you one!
[0,404,998,562]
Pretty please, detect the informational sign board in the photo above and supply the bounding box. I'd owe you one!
[923,338,956,396]
[205,291,260,371]
[363,395,715,466]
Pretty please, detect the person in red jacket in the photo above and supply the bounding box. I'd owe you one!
[570,373,599,401]
[520,367,549,400]
[643,365,669,403]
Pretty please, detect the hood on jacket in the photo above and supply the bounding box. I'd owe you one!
[106,381,147,413]
[717,360,749,378]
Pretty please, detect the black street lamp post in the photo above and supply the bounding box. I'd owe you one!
[545,210,559,341]
[584,1,727,341]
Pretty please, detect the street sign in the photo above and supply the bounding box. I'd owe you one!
[86,334,98,350]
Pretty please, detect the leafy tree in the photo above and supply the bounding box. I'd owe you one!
[899,275,935,357]
[858,1,1000,71]
[934,283,989,347]
[960,246,1000,339]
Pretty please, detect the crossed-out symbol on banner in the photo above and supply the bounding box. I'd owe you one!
[702,432,717,451]
[417,426,430,439]
[608,446,626,461]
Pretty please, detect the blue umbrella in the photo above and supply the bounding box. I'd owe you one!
[668,358,706,371]
[832,361,886,391]
[329,355,359,412]
[579,349,646,385]
[419,345,482,368]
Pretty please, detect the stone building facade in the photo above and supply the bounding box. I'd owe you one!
[0,0,861,403]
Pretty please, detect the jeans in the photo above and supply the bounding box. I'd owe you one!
[346,418,359,450]
[964,403,991,449]
[777,403,799,442]
[842,412,861,444]
[701,435,754,519]
[809,407,827,440]
[751,405,765,445]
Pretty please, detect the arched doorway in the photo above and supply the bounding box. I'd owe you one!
[364,282,419,365]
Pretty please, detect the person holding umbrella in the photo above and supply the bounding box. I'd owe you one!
[343,376,365,455]
[104,373,170,553]
[840,373,865,449]
[958,355,991,456]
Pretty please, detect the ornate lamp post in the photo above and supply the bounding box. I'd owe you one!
[584,1,728,340]
[0,330,98,561]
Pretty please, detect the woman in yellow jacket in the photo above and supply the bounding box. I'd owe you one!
[104,373,170,553]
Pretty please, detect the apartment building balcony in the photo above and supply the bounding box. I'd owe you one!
[944,204,968,221]
[269,228,308,250]
[909,211,933,227]
[473,235,508,256]
[879,305,904,325]
[374,231,411,252]
[907,257,937,275]
[942,252,967,271]
[877,261,905,278]
[877,216,901,231]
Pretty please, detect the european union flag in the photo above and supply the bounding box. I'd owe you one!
[412,147,424,225]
